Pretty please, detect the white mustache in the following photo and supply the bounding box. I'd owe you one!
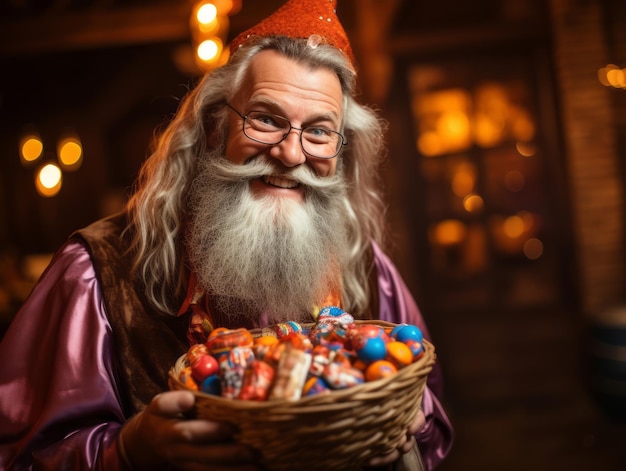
[205,155,345,196]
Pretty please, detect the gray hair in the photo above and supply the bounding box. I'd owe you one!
[126,36,388,316]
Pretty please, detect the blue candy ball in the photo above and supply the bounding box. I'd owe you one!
[356,336,387,363]
[392,324,423,344]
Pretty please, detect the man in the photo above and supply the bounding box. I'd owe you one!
[0,1,453,469]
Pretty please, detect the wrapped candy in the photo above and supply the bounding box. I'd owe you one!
[269,347,312,400]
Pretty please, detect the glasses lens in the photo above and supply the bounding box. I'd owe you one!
[301,128,342,159]
[244,112,290,144]
[242,111,344,159]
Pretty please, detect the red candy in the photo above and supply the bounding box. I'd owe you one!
[191,353,219,381]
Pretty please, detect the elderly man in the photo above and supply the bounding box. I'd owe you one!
[0,1,453,469]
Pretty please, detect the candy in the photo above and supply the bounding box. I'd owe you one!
[303,376,331,396]
[385,341,413,368]
[390,324,423,344]
[239,360,275,401]
[186,343,209,364]
[178,366,199,391]
[365,360,398,382]
[176,313,427,402]
[405,339,424,359]
[191,353,219,382]
[206,328,253,359]
[219,346,255,398]
[269,347,312,400]
[200,374,221,395]
[252,335,279,361]
[323,361,365,389]
[354,335,387,364]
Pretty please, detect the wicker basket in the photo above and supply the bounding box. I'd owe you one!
[168,320,436,471]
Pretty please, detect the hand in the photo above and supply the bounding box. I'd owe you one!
[119,390,259,471]
[364,409,426,468]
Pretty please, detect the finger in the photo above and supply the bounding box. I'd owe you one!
[149,390,196,417]
[408,409,426,434]
[399,434,416,454]
[173,419,237,444]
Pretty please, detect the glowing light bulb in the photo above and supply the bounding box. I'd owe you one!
[20,136,43,163]
[197,3,218,24]
[197,39,221,61]
[35,163,62,197]
[58,137,83,170]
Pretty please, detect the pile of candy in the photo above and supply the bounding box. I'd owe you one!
[177,306,425,401]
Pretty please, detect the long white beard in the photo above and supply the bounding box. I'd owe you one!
[187,153,350,324]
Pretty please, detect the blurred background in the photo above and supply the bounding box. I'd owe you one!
[1,0,626,469]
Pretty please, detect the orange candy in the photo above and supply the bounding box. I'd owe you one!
[365,360,398,382]
[386,341,413,368]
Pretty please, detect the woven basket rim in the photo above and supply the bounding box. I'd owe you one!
[168,331,435,410]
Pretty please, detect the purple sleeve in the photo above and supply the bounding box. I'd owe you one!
[0,241,127,470]
[372,242,454,469]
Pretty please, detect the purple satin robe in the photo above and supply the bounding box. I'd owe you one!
[0,240,453,470]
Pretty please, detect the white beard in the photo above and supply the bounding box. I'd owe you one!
[186,153,350,325]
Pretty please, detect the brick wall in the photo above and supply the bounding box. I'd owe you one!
[549,0,625,315]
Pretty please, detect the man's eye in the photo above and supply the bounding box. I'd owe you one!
[304,127,333,141]
[249,113,283,130]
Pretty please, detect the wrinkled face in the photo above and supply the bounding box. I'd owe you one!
[224,49,344,203]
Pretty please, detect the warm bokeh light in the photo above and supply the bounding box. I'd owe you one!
[35,163,62,197]
[474,112,504,147]
[57,137,83,170]
[414,89,472,156]
[430,219,466,246]
[504,170,525,192]
[503,215,525,239]
[463,193,484,213]
[452,163,476,197]
[197,38,221,62]
[598,64,626,89]
[523,237,544,260]
[516,141,536,157]
[194,2,220,34]
[20,136,43,163]
[197,3,217,24]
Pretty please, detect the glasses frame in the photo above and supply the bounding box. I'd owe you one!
[226,103,346,159]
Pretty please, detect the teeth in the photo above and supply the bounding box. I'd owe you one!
[263,175,299,189]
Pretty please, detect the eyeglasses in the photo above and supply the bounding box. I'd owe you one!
[226,103,346,159]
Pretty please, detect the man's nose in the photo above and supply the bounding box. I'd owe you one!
[268,129,306,167]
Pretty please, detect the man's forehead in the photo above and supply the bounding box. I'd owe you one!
[237,50,344,113]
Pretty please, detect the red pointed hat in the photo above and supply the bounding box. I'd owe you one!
[230,0,354,65]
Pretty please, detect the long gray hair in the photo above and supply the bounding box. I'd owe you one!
[126,36,388,316]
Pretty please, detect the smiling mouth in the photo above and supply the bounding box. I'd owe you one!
[262,175,300,189]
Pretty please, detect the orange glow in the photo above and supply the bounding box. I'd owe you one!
[417,131,442,157]
[523,237,543,260]
[503,215,525,239]
[463,194,484,213]
[452,163,476,197]
[430,219,466,246]
[516,141,536,157]
[20,136,43,163]
[197,3,217,24]
[414,89,471,156]
[35,163,62,197]
[598,64,626,89]
[474,112,504,147]
[197,38,222,61]
[57,137,83,170]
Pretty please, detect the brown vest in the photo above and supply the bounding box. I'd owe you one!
[72,213,189,417]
